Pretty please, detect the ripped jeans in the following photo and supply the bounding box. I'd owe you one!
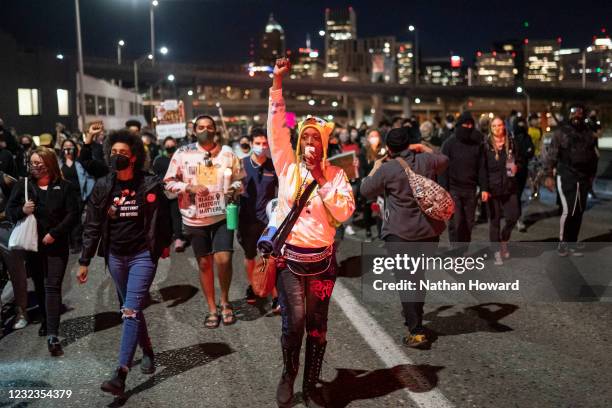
[276,256,337,350]
[108,250,156,368]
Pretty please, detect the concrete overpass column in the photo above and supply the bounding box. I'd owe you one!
[354,98,365,126]
[402,96,412,117]
[371,94,383,126]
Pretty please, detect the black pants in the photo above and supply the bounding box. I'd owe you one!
[516,172,528,217]
[276,257,337,349]
[384,235,440,334]
[557,175,589,243]
[25,248,69,337]
[448,190,477,243]
[169,199,184,240]
[488,194,519,243]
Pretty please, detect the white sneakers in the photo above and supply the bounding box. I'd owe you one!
[13,314,28,330]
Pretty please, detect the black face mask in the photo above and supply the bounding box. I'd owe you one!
[240,143,250,150]
[22,143,32,150]
[196,130,214,145]
[165,146,177,155]
[110,154,131,171]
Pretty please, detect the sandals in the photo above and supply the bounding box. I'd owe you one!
[220,304,236,326]
[204,311,220,329]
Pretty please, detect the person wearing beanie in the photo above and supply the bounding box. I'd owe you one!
[360,123,448,349]
[439,111,485,247]
[268,58,355,408]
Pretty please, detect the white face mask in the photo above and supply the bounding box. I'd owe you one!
[368,136,381,147]
[446,122,454,129]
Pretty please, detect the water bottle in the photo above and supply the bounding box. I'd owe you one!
[506,150,515,177]
[226,202,238,230]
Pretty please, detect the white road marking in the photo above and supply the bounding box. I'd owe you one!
[333,279,455,408]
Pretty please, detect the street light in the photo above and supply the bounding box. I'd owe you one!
[408,25,419,85]
[318,30,325,37]
[56,53,64,60]
[167,74,175,81]
[159,46,169,55]
[187,90,194,96]
[117,39,125,65]
[150,1,158,65]
[74,0,86,131]
[414,97,421,104]
[516,86,530,115]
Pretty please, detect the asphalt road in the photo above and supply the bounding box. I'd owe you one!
[1,188,611,408]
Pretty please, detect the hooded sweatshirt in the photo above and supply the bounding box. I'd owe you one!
[439,112,484,193]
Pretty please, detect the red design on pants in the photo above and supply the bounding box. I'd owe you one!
[310,280,335,301]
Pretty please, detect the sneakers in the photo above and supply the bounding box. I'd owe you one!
[174,238,186,253]
[517,220,527,233]
[245,285,257,305]
[559,242,584,257]
[101,367,128,396]
[271,297,281,314]
[402,332,428,348]
[12,310,28,330]
[493,251,504,266]
[47,336,64,357]
[500,242,510,259]
[345,225,356,236]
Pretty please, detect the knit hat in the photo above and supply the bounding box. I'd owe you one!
[456,111,475,127]
[385,127,412,153]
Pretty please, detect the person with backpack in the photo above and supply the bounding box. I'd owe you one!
[360,126,449,348]
[543,105,599,256]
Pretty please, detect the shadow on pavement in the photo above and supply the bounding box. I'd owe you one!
[302,364,443,408]
[337,256,363,278]
[149,284,199,308]
[109,342,234,407]
[422,303,519,345]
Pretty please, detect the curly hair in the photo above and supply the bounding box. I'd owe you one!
[104,129,147,171]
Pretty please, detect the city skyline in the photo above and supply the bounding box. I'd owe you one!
[0,0,609,65]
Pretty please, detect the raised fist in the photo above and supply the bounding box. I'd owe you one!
[274,58,291,77]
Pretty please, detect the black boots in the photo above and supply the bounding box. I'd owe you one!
[47,337,64,357]
[141,347,155,374]
[302,337,328,408]
[101,367,128,396]
[276,346,300,407]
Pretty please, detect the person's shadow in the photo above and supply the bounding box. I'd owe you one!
[421,303,519,346]
[300,364,444,408]
[108,342,233,407]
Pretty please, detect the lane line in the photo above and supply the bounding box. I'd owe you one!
[332,279,455,408]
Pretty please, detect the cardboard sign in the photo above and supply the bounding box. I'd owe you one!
[155,99,186,139]
[328,151,357,179]
[196,188,226,218]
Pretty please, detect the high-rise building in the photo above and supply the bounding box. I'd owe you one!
[557,34,612,85]
[493,39,524,81]
[337,36,396,83]
[259,13,285,66]
[556,48,582,83]
[524,40,560,83]
[396,42,414,84]
[292,35,324,79]
[421,56,465,86]
[324,7,357,78]
[475,52,515,86]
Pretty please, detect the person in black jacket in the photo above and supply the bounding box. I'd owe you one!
[79,121,109,179]
[6,147,79,356]
[440,111,484,247]
[76,129,171,396]
[480,117,522,265]
[512,116,535,232]
[543,105,598,256]
[15,135,34,178]
[152,136,187,252]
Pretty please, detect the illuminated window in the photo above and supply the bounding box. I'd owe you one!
[85,94,96,115]
[18,88,40,116]
[57,89,69,116]
[97,96,107,116]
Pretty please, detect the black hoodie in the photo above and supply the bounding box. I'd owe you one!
[439,112,484,193]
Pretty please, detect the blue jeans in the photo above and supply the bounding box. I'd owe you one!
[276,257,337,349]
[108,250,156,368]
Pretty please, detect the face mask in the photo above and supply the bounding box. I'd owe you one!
[252,145,269,157]
[63,148,76,156]
[446,123,454,129]
[110,154,131,171]
[22,143,32,150]
[368,136,381,147]
[30,164,48,179]
[197,130,214,145]
[165,146,177,155]
[240,143,251,151]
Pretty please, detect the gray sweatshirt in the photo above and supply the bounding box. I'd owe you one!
[360,149,449,241]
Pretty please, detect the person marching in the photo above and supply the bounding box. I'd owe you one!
[269,58,355,407]
[77,130,172,395]
[164,115,244,328]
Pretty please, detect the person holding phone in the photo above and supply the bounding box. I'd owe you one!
[268,58,355,407]
[77,130,172,396]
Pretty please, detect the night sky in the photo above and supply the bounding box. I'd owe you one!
[0,0,610,64]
